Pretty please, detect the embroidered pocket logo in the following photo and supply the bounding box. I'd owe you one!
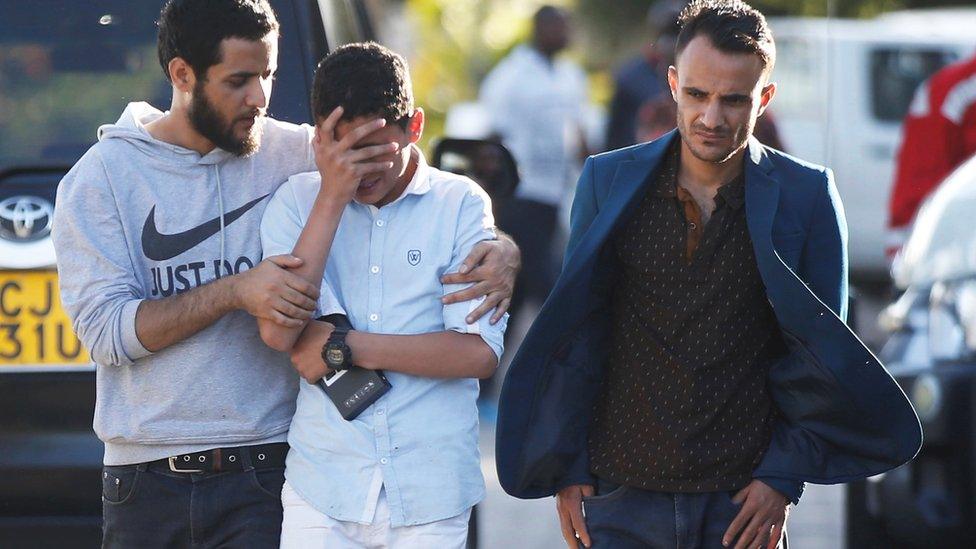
[407,250,422,266]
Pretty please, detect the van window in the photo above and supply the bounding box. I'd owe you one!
[768,37,827,121]
[318,0,365,50]
[0,0,309,170]
[870,48,957,123]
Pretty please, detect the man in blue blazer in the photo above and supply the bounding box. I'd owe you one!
[495,2,922,548]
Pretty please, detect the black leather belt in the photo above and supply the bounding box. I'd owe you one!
[149,442,288,474]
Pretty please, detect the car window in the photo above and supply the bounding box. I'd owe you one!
[0,0,309,171]
[870,47,957,123]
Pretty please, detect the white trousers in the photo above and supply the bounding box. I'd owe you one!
[279,481,471,549]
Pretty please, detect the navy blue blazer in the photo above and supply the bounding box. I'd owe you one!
[495,131,922,503]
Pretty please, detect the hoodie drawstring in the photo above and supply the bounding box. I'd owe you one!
[215,165,226,276]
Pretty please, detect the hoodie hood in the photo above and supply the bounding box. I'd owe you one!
[97,102,234,166]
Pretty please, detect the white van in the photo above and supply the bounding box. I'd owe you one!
[768,10,976,281]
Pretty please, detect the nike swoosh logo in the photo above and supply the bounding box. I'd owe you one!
[141,194,269,261]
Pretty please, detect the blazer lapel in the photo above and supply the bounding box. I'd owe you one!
[744,138,784,290]
[745,139,830,325]
[560,132,676,280]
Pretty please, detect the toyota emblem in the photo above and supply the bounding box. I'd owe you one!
[0,195,55,242]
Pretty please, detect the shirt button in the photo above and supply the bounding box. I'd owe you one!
[369,313,379,322]
[688,222,697,230]
[376,409,384,415]
[380,458,389,464]
[376,220,385,227]
[370,265,380,274]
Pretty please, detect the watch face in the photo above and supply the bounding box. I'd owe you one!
[326,347,346,367]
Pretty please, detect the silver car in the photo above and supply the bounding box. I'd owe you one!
[847,154,976,548]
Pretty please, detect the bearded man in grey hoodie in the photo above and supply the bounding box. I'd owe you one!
[51,1,519,547]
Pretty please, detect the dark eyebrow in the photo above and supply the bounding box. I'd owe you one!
[722,93,751,102]
[227,71,259,80]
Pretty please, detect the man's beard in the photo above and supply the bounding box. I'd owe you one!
[188,82,263,157]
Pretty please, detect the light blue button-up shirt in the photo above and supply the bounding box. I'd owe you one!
[260,148,506,527]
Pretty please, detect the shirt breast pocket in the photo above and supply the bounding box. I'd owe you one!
[772,230,806,270]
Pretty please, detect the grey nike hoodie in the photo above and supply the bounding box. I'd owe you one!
[52,102,314,464]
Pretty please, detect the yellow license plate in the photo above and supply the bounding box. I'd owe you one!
[0,270,90,367]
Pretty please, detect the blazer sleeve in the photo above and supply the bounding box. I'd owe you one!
[755,475,804,505]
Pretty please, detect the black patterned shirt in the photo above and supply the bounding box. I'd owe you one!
[588,142,786,492]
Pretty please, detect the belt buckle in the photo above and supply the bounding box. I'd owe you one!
[168,455,205,474]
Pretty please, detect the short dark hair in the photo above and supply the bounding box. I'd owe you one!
[311,42,414,127]
[157,0,279,82]
[533,5,568,28]
[675,0,775,73]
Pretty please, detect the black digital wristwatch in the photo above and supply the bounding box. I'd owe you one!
[321,326,352,371]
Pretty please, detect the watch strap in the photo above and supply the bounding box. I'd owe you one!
[328,326,350,344]
[319,313,352,330]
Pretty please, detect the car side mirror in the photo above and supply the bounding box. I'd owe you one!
[430,138,519,207]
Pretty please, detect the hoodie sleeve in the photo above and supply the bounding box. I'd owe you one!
[52,149,151,367]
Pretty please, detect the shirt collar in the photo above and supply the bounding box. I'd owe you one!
[716,172,745,210]
[398,145,432,199]
[651,139,681,198]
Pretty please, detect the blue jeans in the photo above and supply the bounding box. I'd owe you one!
[101,454,285,548]
[580,479,787,549]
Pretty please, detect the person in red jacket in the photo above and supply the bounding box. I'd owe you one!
[888,54,976,258]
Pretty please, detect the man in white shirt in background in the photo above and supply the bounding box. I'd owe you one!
[479,5,589,325]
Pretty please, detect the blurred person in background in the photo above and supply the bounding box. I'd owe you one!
[605,0,682,151]
[635,94,678,143]
[479,5,589,328]
[887,51,976,260]
[496,1,921,548]
[606,0,785,153]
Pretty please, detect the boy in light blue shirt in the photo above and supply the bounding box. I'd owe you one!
[258,42,507,547]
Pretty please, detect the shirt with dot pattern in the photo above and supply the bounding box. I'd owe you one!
[588,141,787,493]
